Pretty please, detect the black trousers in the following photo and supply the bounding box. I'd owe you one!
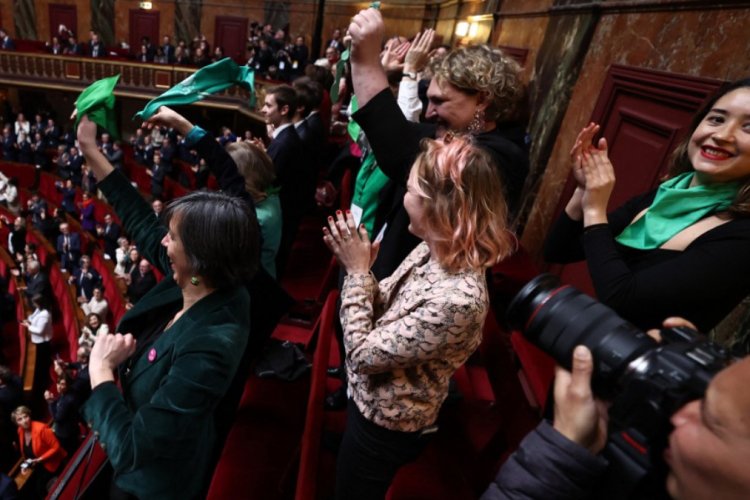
[335,400,433,500]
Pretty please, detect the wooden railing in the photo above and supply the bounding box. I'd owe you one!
[0,51,270,122]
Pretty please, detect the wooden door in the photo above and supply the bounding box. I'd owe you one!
[547,65,723,296]
[129,10,160,56]
[49,4,77,41]
[215,16,248,64]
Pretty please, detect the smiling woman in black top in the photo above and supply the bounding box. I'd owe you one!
[545,78,750,334]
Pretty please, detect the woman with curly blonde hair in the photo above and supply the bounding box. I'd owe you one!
[346,7,529,286]
[323,135,515,499]
[429,44,527,135]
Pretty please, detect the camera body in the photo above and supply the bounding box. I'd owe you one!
[507,274,732,498]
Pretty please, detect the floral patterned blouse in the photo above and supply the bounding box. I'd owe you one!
[341,242,488,432]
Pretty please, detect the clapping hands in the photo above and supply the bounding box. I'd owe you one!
[322,210,379,275]
[566,123,615,225]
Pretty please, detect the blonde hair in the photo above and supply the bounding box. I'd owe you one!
[225,142,276,202]
[11,405,31,421]
[409,136,516,272]
[430,45,525,123]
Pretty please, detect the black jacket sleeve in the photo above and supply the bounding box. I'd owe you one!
[351,88,435,186]
[543,191,657,263]
[193,133,253,206]
[481,421,608,500]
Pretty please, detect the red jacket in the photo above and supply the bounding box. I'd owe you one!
[18,420,67,473]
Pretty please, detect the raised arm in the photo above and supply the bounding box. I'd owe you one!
[77,115,168,273]
[76,115,113,180]
[348,8,389,109]
[143,106,252,205]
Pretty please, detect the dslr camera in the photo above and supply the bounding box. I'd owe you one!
[507,274,733,498]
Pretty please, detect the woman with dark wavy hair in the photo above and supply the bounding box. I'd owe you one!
[324,135,515,499]
[545,78,750,334]
[76,114,259,499]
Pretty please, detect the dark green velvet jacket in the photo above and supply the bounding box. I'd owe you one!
[82,170,250,499]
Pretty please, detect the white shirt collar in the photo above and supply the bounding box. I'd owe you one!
[272,123,293,139]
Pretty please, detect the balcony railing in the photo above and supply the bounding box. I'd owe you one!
[0,51,268,121]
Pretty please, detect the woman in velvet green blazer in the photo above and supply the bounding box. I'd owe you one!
[77,115,259,499]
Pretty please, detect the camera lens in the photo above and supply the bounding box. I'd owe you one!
[507,274,656,396]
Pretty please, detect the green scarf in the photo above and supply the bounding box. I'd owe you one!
[134,58,255,121]
[615,172,739,250]
[74,74,120,138]
[330,49,349,104]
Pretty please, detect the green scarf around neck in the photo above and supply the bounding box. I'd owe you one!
[615,172,739,250]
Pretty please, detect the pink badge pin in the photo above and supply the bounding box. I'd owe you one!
[148,348,157,363]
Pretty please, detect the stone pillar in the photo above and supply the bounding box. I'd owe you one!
[91,0,115,46]
[175,0,202,46]
[13,0,37,40]
[517,0,602,233]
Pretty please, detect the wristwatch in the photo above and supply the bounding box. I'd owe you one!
[403,71,418,80]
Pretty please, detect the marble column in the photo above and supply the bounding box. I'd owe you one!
[265,0,290,29]
[91,0,116,46]
[13,0,37,40]
[516,0,602,232]
[175,0,202,46]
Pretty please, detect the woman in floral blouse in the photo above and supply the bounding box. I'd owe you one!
[323,135,515,499]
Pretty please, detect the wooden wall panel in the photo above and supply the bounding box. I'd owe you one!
[129,10,160,55]
[494,16,549,82]
[215,16,249,63]
[48,4,77,41]
[115,1,176,49]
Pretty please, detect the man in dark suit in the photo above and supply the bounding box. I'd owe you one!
[162,35,175,63]
[57,178,78,214]
[324,28,345,54]
[98,213,121,260]
[56,222,81,272]
[44,118,61,147]
[1,126,15,161]
[105,141,124,171]
[159,136,175,173]
[64,146,84,185]
[99,132,114,156]
[69,255,101,302]
[21,259,51,303]
[65,36,83,56]
[126,259,157,306]
[89,30,105,58]
[140,36,156,61]
[147,152,166,199]
[262,85,311,275]
[292,77,326,172]
[0,29,15,50]
[289,36,309,77]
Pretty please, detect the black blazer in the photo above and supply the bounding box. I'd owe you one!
[267,125,315,221]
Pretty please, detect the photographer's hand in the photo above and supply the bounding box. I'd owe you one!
[553,345,609,454]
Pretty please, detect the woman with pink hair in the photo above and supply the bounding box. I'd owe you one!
[323,135,515,499]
